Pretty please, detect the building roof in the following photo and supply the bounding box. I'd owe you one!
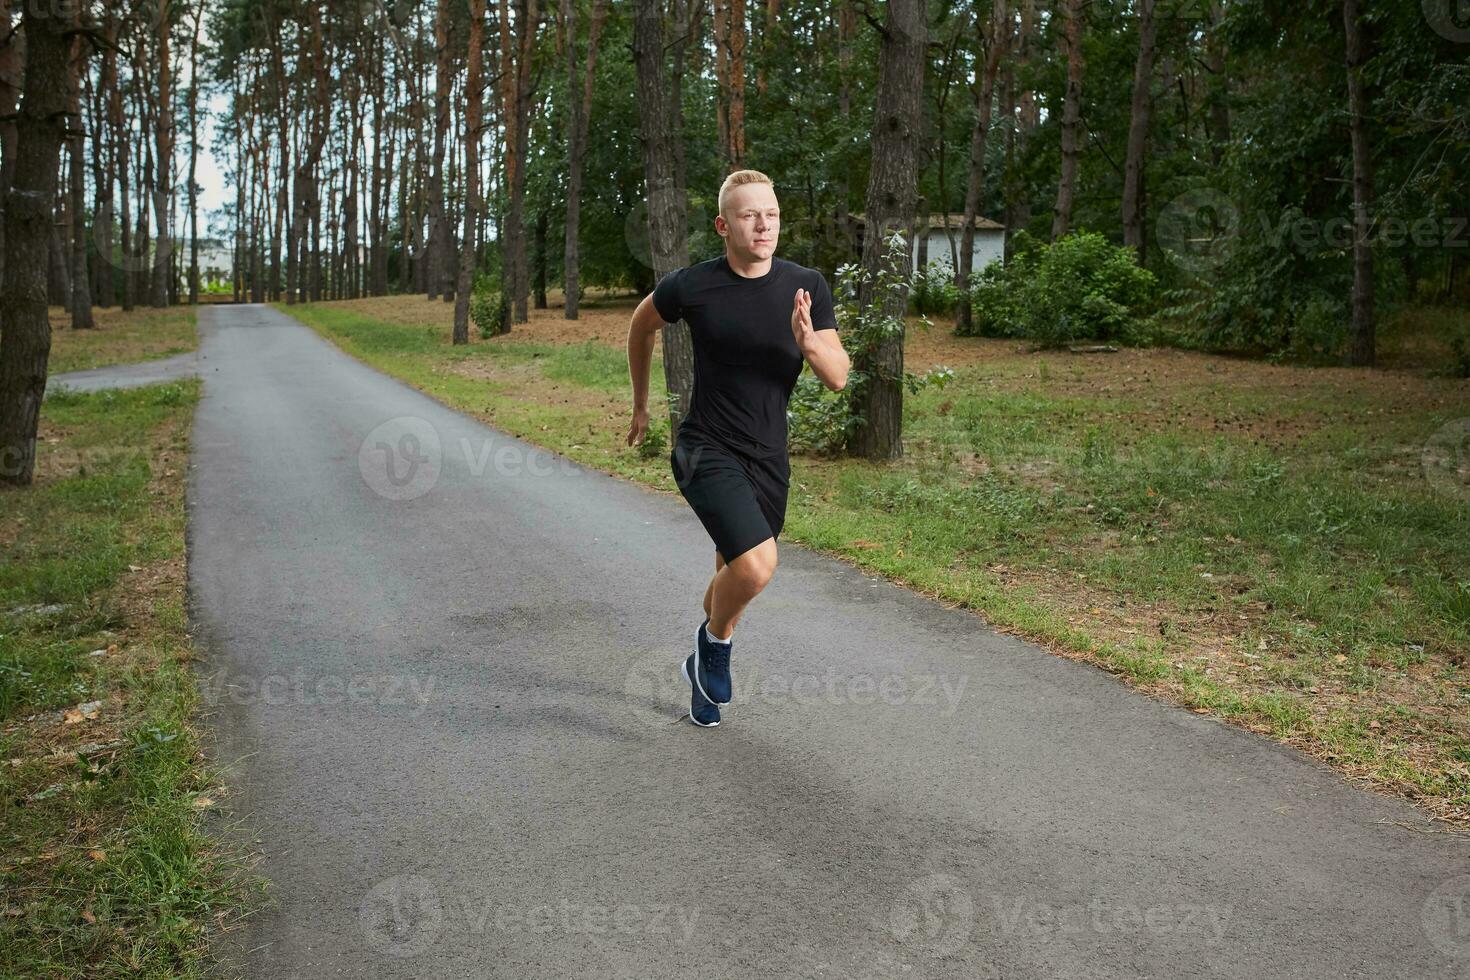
[850,211,1005,232]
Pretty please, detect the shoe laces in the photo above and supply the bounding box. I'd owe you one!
[705,640,731,674]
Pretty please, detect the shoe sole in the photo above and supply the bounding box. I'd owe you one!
[680,658,720,727]
[693,627,733,707]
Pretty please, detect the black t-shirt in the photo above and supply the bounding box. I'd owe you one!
[652,254,838,459]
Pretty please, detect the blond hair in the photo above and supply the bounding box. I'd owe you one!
[718,170,776,216]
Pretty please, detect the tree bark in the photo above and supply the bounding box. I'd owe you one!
[499,0,540,323]
[152,0,173,307]
[561,0,607,320]
[453,0,486,345]
[714,0,747,170]
[1121,0,1156,263]
[427,0,453,300]
[955,0,1008,334]
[0,0,22,287]
[186,3,202,303]
[1342,0,1375,367]
[633,0,693,434]
[1205,0,1230,168]
[847,0,926,461]
[70,42,95,330]
[1051,0,1084,241]
[1,1,71,485]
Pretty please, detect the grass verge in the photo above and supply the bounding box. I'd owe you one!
[47,307,199,375]
[0,381,261,977]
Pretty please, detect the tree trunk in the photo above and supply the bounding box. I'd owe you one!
[0,1,71,485]
[1205,0,1231,168]
[0,0,22,287]
[499,0,540,323]
[847,0,926,461]
[1051,0,1084,241]
[714,0,747,170]
[70,68,95,330]
[187,4,202,303]
[561,0,608,320]
[454,0,486,345]
[90,18,117,308]
[152,0,173,308]
[955,0,1008,335]
[1121,0,1156,263]
[633,0,693,434]
[1343,0,1375,367]
[427,0,452,301]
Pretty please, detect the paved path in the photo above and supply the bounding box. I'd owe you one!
[46,350,202,394]
[186,304,1466,979]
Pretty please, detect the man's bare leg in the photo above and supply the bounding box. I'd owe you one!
[702,538,778,640]
[701,551,726,620]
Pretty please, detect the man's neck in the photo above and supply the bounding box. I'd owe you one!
[725,249,773,279]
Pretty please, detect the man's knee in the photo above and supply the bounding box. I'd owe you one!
[729,539,777,590]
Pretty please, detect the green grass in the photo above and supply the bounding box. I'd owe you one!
[47,308,199,375]
[284,299,1470,821]
[0,382,260,977]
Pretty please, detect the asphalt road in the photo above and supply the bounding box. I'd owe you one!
[184,304,1467,979]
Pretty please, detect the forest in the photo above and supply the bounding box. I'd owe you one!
[1,0,1468,479]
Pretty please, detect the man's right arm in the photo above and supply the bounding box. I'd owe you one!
[625,293,667,447]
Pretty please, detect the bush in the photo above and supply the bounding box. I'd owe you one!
[959,231,1158,347]
[471,272,510,338]
[910,260,962,317]
[637,415,669,460]
[788,231,956,455]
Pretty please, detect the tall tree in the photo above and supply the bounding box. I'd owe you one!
[453,0,487,344]
[186,1,203,304]
[68,27,95,330]
[426,0,454,301]
[1342,0,1374,366]
[0,0,21,287]
[1051,0,1084,240]
[498,0,540,323]
[0,0,74,485]
[151,0,174,307]
[713,0,747,170]
[559,0,608,320]
[955,0,1009,334]
[632,0,693,434]
[1121,0,1157,263]
[848,0,927,461]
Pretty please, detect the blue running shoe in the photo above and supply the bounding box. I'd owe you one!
[693,616,733,706]
[680,651,721,727]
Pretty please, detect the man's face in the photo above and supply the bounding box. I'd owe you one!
[719,183,780,262]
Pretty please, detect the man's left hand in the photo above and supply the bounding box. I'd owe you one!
[791,288,817,353]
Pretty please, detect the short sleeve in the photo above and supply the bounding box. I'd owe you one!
[652,267,685,324]
[810,271,838,331]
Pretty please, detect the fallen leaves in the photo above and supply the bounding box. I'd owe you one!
[62,701,103,725]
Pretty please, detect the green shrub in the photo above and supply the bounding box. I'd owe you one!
[471,272,510,338]
[637,415,669,460]
[910,261,962,317]
[959,231,1158,347]
[788,231,955,454]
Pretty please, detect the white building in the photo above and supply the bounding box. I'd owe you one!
[851,211,1007,277]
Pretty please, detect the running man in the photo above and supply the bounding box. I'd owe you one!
[625,169,851,727]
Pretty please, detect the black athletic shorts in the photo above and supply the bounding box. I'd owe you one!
[670,426,789,562]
